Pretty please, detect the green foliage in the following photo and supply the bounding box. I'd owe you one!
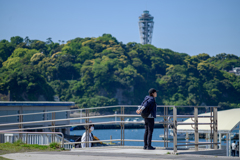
[0,35,239,112]
[0,140,60,156]
[0,40,14,61]
[10,36,23,46]
[30,53,45,65]
[49,142,60,149]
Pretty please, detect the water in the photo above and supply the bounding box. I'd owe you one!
[70,128,217,147]
[71,116,186,124]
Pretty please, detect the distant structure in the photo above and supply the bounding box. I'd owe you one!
[138,10,154,45]
[229,67,240,76]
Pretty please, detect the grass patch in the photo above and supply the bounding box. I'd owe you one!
[0,156,11,160]
[0,140,63,156]
[49,142,61,149]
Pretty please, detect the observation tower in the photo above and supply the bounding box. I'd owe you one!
[138,10,154,45]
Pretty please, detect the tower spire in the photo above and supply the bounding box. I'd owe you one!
[138,10,154,45]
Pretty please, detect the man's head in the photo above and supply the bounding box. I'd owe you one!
[148,88,157,97]
[85,124,95,132]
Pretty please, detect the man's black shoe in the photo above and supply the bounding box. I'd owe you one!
[147,146,156,150]
[143,146,147,150]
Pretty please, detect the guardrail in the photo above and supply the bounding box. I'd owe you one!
[0,105,219,153]
[0,132,65,147]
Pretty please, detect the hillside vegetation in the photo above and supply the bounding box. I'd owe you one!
[0,34,240,112]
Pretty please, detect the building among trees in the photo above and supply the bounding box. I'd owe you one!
[229,67,240,76]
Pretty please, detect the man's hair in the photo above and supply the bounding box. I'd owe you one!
[149,92,155,97]
[84,124,94,129]
[148,88,157,96]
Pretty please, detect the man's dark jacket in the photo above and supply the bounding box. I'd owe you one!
[142,96,157,118]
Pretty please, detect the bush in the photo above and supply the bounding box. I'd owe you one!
[49,142,60,149]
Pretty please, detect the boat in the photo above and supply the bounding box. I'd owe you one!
[133,118,140,122]
[159,131,194,140]
[221,133,238,141]
[125,118,144,122]
[125,118,132,122]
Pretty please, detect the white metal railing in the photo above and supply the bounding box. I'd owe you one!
[1,132,66,147]
[0,105,219,153]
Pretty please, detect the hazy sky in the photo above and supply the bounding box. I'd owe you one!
[0,0,240,57]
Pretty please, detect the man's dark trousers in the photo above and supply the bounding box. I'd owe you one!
[144,118,154,147]
[232,149,235,156]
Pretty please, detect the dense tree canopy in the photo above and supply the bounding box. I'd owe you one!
[0,34,240,112]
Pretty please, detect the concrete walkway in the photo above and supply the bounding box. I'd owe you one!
[2,147,239,160]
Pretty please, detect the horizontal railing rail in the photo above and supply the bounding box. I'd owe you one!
[176,142,220,146]
[0,105,219,118]
[0,114,215,127]
[0,120,165,132]
[65,139,171,145]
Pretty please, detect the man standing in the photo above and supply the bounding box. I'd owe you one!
[136,88,157,150]
[237,141,239,157]
[232,140,236,156]
[81,124,95,148]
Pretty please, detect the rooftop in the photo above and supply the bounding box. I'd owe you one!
[0,101,75,106]
[178,108,240,133]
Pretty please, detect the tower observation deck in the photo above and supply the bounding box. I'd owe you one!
[138,10,154,45]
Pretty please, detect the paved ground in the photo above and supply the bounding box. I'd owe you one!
[2,147,240,160]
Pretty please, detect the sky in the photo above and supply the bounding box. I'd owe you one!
[0,0,240,57]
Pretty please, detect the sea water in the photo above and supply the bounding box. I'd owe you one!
[70,128,224,147]
[70,117,230,147]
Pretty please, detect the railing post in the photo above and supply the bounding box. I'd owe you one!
[61,134,64,148]
[163,107,166,147]
[85,109,89,147]
[219,133,221,149]
[51,112,55,142]
[210,107,213,149]
[166,109,168,147]
[164,106,168,147]
[80,109,82,124]
[18,109,23,141]
[123,106,125,146]
[213,107,218,149]
[173,106,177,153]
[228,133,231,156]
[194,107,199,151]
[26,133,28,144]
[120,106,123,146]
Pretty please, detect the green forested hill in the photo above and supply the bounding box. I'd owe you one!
[0,34,240,112]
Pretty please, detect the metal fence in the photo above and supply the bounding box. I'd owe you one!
[0,105,219,153]
[0,132,72,149]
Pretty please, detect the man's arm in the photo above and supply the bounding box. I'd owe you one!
[136,98,153,114]
[81,132,86,148]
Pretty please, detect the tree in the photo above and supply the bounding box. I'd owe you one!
[0,40,14,61]
[10,36,24,46]
[0,34,239,111]
[30,53,45,65]
[46,37,53,44]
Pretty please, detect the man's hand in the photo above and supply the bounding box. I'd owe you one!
[136,109,142,114]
